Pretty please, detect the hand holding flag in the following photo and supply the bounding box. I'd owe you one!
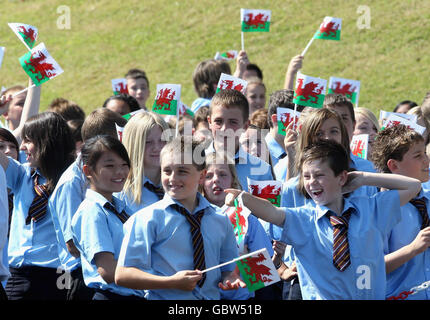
[301,17,342,56]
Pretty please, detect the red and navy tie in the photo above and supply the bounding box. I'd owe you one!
[172,204,206,287]
[409,198,430,230]
[103,202,130,224]
[144,181,164,200]
[329,208,353,272]
[26,170,51,225]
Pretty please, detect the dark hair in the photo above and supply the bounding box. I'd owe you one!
[193,106,209,128]
[48,97,85,121]
[267,89,297,128]
[102,94,140,113]
[393,100,417,113]
[22,112,75,192]
[245,63,263,80]
[210,89,249,122]
[0,128,19,158]
[370,124,424,173]
[81,108,128,142]
[125,68,149,87]
[323,93,355,123]
[298,140,350,198]
[193,59,231,99]
[81,135,130,173]
[67,119,84,145]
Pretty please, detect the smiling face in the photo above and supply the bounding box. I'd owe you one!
[302,159,346,211]
[203,164,233,207]
[84,150,130,201]
[315,117,343,145]
[143,125,166,170]
[20,137,39,168]
[161,152,206,210]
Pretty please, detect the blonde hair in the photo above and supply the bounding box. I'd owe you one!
[122,112,170,204]
[407,106,430,143]
[354,107,380,131]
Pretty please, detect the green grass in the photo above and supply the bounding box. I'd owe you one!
[0,0,429,117]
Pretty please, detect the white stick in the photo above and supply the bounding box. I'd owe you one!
[241,32,245,51]
[201,248,266,274]
[301,35,316,57]
[293,104,298,131]
[11,84,36,98]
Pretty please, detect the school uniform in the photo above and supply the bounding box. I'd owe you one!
[191,97,211,114]
[279,190,402,299]
[71,189,144,300]
[384,189,430,300]
[0,166,9,299]
[264,134,286,170]
[48,155,94,300]
[117,193,238,300]
[206,143,273,190]
[5,158,66,300]
[220,214,274,300]
[116,177,163,213]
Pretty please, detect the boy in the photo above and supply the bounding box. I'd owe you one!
[48,108,128,300]
[206,89,273,189]
[125,68,150,110]
[224,140,421,299]
[115,136,244,300]
[371,125,430,300]
[323,93,375,173]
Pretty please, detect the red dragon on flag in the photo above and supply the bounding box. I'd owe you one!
[295,78,323,103]
[351,139,365,158]
[114,82,128,94]
[18,26,37,44]
[24,51,57,82]
[319,21,339,37]
[155,88,175,111]
[331,82,356,97]
[220,79,244,92]
[244,13,268,30]
[228,205,247,238]
[241,253,274,285]
[249,184,281,207]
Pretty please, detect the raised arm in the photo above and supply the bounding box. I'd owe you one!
[233,50,249,79]
[284,55,303,90]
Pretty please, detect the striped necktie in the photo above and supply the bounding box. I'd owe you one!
[409,198,430,230]
[103,202,130,224]
[26,170,51,225]
[329,208,353,272]
[144,181,164,200]
[172,204,206,287]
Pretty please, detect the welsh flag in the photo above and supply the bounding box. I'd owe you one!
[382,113,426,135]
[122,109,146,121]
[178,101,194,117]
[115,123,124,142]
[8,23,38,50]
[112,78,128,95]
[222,195,251,245]
[216,73,248,95]
[19,42,63,86]
[247,178,282,207]
[152,84,181,116]
[350,134,368,160]
[214,50,238,61]
[314,17,342,41]
[328,77,360,105]
[293,72,327,108]
[277,107,300,136]
[241,9,271,32]
[236,248,280,292]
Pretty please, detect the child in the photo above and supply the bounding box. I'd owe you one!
[192,106,212,143]
[245,77,266,116]
[201,153,275,300]
[370,125,430,300]
[48,97,85,122]
[1,85,26,130]
[115,136,244,300]
[48,108,128,300]
[125,68,150,110]
[0,165,7,300]
[353,107,380,159]
[71,135,144,300]
[224,139,421,299]
[0,112,75,300]
[118,112,170,212]
[206,89,273,189]
[102,94,141,116]
[191,59,231,113]
[239,124,270,164]
[242,63,263,81]
[283,54,304,90]
[250,108,269,130]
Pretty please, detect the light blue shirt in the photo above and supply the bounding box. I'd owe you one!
[6,158,61,268]
[71,189,144,297]
[49,155,87,271]
[280,190,401,300]
[220,214,274,300]
[118,193,238,300]
[384,188,430,300]
[116,177,162,213]
[0,166,10,281]
[191,97,211,114]
[264,134,285,169]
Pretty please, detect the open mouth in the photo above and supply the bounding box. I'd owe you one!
[310,189,323,197]
[212,186,224,195]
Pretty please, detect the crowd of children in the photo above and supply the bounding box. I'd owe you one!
[0,50,429,301]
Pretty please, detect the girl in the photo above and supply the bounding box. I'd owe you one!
[119,112,170,212]
[71,135,144,300]
[102,94,141,116]
[201,153,276,300]
[0,111,75,300]
[245,77,266,116]
[353,107,380,159]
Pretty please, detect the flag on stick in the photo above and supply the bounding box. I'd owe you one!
[222,196,251,245]
[247,178,282,207]
[350,134,368,159]
[19,42,63,86]
[328,77,360,105]
[314,17,342,41]
[216,73,248,95]
[241,9,271,32]
[277,107,300,136]
[293,72,327,108]
[115,123,124,142]
[112,78,128,95]
[8,23,38,50]
[152,84,181,116]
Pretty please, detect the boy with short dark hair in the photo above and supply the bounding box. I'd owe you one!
[225,139,421,299]
[206,89,273,189]
[371,125,430,300]
[125,68,150,110]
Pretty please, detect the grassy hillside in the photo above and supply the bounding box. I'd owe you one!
[0,0,429,117]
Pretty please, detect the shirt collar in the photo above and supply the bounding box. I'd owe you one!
[315,197,356,221]
[85,189,126,213]
[161,192,213,215]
